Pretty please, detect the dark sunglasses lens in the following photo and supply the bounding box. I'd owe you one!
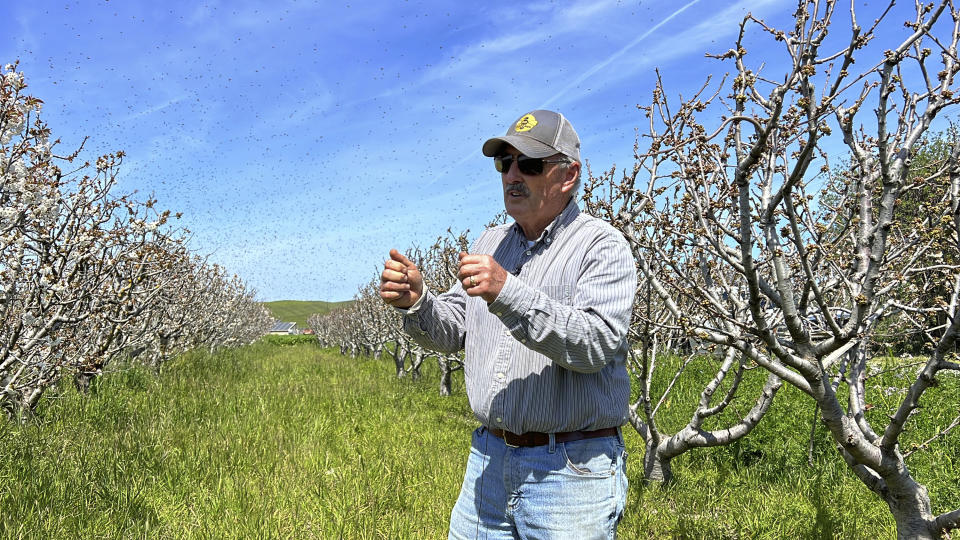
[495,155,513,173]
[495,154,546,175]
[517,156,544,175]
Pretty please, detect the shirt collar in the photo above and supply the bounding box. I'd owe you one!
[510,197,580,246]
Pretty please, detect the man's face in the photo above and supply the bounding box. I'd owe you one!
[498,146,574,235]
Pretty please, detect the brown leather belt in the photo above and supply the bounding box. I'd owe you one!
[488,427,619,447]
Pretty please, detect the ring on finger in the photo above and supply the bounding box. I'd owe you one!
[469,276,477,288]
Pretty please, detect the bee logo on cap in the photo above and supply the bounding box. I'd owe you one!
[514,114,538,132]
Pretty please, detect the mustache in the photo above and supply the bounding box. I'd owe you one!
[505,182,529,196]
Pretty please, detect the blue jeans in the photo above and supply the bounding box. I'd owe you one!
[448,426,627,539]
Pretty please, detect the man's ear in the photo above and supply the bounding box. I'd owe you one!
[560,161,581,193]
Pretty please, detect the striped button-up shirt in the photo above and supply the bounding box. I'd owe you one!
[403,199,636,434]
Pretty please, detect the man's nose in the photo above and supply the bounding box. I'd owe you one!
[503,158,523,182]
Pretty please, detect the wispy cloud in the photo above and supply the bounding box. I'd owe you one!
[539,0,702,108]
[13,12,40,57]
[421,0,622,83]
[542,0,787,108]
[122,95,189,121]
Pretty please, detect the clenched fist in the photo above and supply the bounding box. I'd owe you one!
[457,252,508,304]
[380,249,423,308]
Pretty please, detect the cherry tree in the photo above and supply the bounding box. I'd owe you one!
[1,63,272,418]
[586,1,960,536]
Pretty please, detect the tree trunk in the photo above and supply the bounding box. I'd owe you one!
[888,500,938,539]
[438,357,452,396]
[815,379,942,539]
[882,467,938,539]
[23,386,44,415]
[630,410,674,484]
[410,351,424,381]
[73,371,96,393]
[642,441,674,484]
[393,348,407,378]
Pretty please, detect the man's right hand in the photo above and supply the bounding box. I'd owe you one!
[380,249,423,308]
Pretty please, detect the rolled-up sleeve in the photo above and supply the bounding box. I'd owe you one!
[402,287,468,354]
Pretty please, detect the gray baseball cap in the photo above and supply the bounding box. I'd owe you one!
[482,110,580,162]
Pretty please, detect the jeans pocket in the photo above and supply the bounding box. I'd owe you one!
[559,437,618,477]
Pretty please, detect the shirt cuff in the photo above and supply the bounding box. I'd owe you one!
[393,291,426,315]
[487,274,535,327]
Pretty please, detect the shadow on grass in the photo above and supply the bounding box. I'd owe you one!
[810,473,841,538]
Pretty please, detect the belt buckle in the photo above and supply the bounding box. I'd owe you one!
[503,432,519,448]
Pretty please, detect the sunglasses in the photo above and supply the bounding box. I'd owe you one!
[494,154,569,176]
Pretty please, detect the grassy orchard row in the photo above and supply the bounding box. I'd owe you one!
[308,229,471,394]
[262,300,353,328]
[0,63,273,418]
[2,340,957,537]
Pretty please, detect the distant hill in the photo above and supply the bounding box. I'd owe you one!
[262,300,353,328]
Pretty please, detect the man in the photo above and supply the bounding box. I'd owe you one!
[380,110,636,539]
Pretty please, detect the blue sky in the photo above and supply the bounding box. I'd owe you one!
[2,0,928,301]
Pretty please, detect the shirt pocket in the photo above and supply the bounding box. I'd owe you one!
[536,284,572,306]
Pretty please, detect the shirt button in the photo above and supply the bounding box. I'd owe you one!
[525,250,532,256]
[495,311,503,316]
[520,339,527,344]
[545,238,552,244]
[496,417,503,423]
[496,372,505,380]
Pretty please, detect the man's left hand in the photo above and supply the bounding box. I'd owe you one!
[458,252,508,304]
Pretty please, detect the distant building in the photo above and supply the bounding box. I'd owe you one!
[269,321,298,335]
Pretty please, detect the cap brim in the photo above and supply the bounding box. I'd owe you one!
[481,135,557,158]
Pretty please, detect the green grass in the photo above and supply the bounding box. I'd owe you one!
[1,344,957,538]
[262,300,353,328]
